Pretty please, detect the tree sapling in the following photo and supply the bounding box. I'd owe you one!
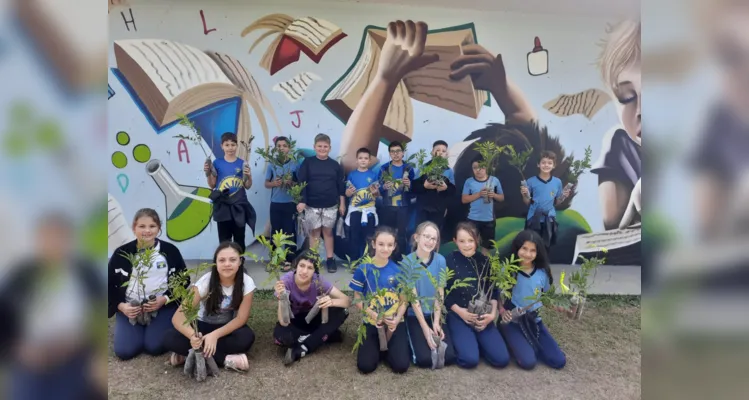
[119,239,161,326]
[249,231,297,325]
[504,144,534,201]
[473,141,505,203]
[558,145,593,202]
[175,114,216,178]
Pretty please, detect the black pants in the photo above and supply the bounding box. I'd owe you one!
[469,219,496,250]
[273,307,348,354]
[416,208,446,232]
[270,202,298,262]
[163,321,255,367]
[379,206,410,260]
[348,212,376,260]
[357,323,411,374]
[405,314,456,368]
[217,221,246,254]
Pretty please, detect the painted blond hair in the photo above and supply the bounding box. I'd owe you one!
[597,20,641,91]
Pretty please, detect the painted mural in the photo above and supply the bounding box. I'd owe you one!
[108,4,641,263]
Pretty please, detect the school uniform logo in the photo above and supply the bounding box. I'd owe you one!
[365,290,399,325]
[156,261,167,269]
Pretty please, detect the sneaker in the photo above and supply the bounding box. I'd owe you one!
[224,353,249,372]
[326,258,337,273]
[169,352,185,367]
[283,344,307,366]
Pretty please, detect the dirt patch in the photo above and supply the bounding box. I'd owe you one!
[108,296,641,400]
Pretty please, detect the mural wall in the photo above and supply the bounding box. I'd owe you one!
[108,2,641,263]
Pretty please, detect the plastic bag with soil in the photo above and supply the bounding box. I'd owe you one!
[430,334,448,370]
[377,325,388,351]
[499,307,526,325]
[279,290,293,326]
[305,297,329,324]
[183,349,219,382]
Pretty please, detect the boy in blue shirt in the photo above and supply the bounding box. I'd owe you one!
[264,136,299,268]
[461,155,504,250]
[377,141,415,260]
[203,132,255,254]
[345,148,380,261]
[520,151,571,251]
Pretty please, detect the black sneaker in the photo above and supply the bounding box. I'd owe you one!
[326,257,337,273]
[283,344,306,366]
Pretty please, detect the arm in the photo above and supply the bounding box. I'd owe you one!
[298,160,309,204]
[211,292,254,339]
[243,169,252,189]
[328,286,351,308]
[172,286,203,339]
[264,167,278,189]
[354,292,379,322]
[410,288,432,332]
[598,178,631,230]
[462,192,483,204]
[394,294,409,322]
[433,287,444,326]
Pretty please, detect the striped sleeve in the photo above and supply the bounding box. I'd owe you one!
[349,265,366,293]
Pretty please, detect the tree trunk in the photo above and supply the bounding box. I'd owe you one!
[571,295,586,320]
[279,290,292,326]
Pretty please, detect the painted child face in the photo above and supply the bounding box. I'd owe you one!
[357,152,371,169]
[416,226,439,253]
[471,162,487,180]
[215,247,242,280]
[276,140,290,154]
[373,233,396,260]
[613,63,642,145]
[295,259,315,283]
[538,158,555,174]
[455,229,477,256]
[432,144,448,158]
[517,240,538,266]
[389,146,404,163]
[222,140,238,157]
[133,216,159,244]
[314,141,330,158]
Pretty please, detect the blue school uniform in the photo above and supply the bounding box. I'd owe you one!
[378,162,415,207]
[349,261,400,325]
[403,252,447,316]
[345,169,379,260]
[265,160,299,204]
[525,175,563,221]
[500,265,566,370]
[462,176,503,222]
[214,158,245,196]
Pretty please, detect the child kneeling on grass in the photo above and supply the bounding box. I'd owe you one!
[350,227,411,374]
[164,242,256,372]
[499,230,566,370]
[273,251,350,365]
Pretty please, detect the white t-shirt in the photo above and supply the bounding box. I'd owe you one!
[125,241,169,302]
[195,272,256,325]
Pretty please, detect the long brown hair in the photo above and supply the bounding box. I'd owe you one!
[204,242,245,316]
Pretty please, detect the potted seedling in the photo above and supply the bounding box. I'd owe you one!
[166,261,218,382]
[568,247,607,319]
[473,142,505,203]
[288,181,308,236]
[249,230,297,325]
[175,114,217,178]
[465,255,495,322]
[119,239,160,326]
[559,145,593,202]
[504,144,534,202]
[302,247,330,324]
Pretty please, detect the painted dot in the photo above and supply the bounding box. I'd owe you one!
[112,151,128,168]
[116,131,130,146]
[133,144,151,163]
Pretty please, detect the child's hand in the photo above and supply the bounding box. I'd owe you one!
[273,178,283,187]
[501,309,513,324]
[190,333,203,350]
[369,184,379,196]
[118,302,141,319]
[202,332,219,358]
[317,295,333,309]
[274,281,286,298]
[520,186,530,197]
[436,182,447,192]
[457,307,478,325]
[339,204,346,216]
[243,164,251,176]
[384,316,399,331]
[346,186,356,197]
[383,181,393,190]
[143,296,167,312]
[296,203,306,213]
[433,324,445,340]
[423,328,437,350]
[403,175,411,188]
[203,160,211,173]
[424,180,437,190]
[284,179,294,187]
[562,186,572,199]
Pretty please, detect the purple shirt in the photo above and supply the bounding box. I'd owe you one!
[281,271,333,316]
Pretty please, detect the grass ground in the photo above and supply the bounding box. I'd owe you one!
[108,294,641,400]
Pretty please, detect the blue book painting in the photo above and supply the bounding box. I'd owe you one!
[110,39,256,159]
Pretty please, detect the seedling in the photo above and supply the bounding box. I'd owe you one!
[119,239,163,326]
[419,155,450,186]
[473,142,505,203]
[504,144,534,200]
[248,230,297,325]
[255,136,300,189]
[175,114,216,177]
[559,145,593,202]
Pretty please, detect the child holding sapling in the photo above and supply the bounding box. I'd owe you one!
[445,222,510,369]
[205,132,256,255]
[263,136,301,270]
[461,155,504,251]
[403,222,457,369]
[498,230,567,370]
[377,141,416,261]
[411,140,456,231]
[519,151,571,253]
[345,147,380,261]
[350,226,411,374]
[163,242,256,372]
[108,208,187,360]
[273,251,350,366]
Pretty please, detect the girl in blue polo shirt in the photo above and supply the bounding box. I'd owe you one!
[499,230,566,370]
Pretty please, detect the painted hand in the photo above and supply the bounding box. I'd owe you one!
[450,44,508,94]
[376,20,440,84]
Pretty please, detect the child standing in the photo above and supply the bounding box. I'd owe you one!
[350,227,411,374]
[204,132,255,254]
[163,242,256,372]
[520,151,571,252]
[297,134,346,273]
[264,136,299,269]
[378,141,415,261]
[404,221,456,369]
[499,230,567,370]
[411,140,456,231]
[345,148,380,261]
[108,208,187,360]
[461,155,504,251]
[445,222,510,369]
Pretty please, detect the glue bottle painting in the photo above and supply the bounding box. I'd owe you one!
[146,159,213,241]
[527,36,549,76]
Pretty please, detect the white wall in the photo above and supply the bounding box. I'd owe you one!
[108,0,622,259]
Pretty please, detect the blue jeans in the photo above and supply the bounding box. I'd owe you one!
[500,319,566,369]
[446,311,509,369]
[113,303,177,360]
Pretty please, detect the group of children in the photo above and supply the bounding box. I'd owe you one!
[109,208,567,374]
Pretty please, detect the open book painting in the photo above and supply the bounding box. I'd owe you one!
[321,23,491,144]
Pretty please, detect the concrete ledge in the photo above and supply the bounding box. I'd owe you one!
[184,259,641,295]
